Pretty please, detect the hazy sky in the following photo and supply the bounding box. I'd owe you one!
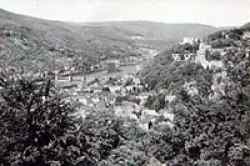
[1,0,250,27]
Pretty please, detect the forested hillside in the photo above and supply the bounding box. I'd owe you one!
[0,9,217,73]
[85,21,217,49]
[242,22,250,29]
[139,24,250,165]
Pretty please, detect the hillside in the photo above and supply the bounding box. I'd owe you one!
[85,21,218,49]
[0,9,138,72]
[141,23,250,88]
[0,8,217,72]
[242,22,250,29]
[138,24,250,164]
[90,21,217,39]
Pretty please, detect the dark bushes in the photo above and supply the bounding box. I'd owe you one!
[0,72,134,166]
[0,73,81,165]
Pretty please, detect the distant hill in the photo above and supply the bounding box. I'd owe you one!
[242,22,250,29]
[84,21,217,48]
[0,8,217,72]
[0,9,137,71]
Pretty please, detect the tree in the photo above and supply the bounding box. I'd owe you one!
[0,71,81,166]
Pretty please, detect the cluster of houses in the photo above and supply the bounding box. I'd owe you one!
[172,38,225,69]
[172,53,196,61]
[50,62,174,131]
[171,37,200,62]
[180,37,200,45]
[62,31,250,129]
[171,31,250,102]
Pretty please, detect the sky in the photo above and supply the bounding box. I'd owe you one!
[0,0,250,27]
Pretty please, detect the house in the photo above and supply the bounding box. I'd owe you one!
[184,53,196,61]
[121,56,138,65]
[131,34,144,40]
[172,53,182,61]
[114,104,138,120]
[140,109,160,125]
[199,43,212,53]
[172,53,195,61]
[103,59,120,67]
[109,86,121,94]
[180,37,199,45]
[165,94,176,104]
